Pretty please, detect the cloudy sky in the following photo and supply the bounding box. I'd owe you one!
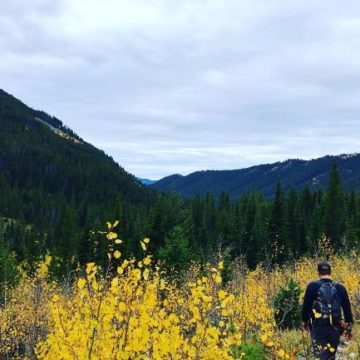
[1,0,360,179]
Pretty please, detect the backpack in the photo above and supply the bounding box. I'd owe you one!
[312,280,342,325]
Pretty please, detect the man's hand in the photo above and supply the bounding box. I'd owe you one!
[344,323,353,341]
[340,321,353,340]
[302,321,311,332]
[340,320,346,334]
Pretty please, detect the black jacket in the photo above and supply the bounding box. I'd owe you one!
[301,278,353,324]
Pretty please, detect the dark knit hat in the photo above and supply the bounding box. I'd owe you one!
[317,262,331,274]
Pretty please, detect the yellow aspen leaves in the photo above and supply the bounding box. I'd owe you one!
[160,279,166,290]
[277,348,285,357]
[143,256,152,265]
[0,260,57,358]
[218,290,227,300]
[107,220,119,229]
[106,231,118,240]
[143,268,150,281]
[5,224,360,360]
[77,278,86,289]
[86,262,96,274]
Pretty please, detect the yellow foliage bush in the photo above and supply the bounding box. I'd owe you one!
[1,222,360,359]
[0,256,57,359]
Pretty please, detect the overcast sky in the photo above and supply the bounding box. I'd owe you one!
[1,0,360,179]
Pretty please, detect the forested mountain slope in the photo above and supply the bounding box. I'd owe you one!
[0,89,155,264]
[152,154,360,198]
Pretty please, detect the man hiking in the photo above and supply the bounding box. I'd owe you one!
[302,262,353,359]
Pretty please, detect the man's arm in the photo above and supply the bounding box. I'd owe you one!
[340,285,354,324]
[302,283,314,323]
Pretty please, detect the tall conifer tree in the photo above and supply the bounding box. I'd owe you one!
[267,181,287,263]
[324,161,345,249]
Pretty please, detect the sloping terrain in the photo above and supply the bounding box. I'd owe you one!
[0,89,155,258]
[152,154,360,198]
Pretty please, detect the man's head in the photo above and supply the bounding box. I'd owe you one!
[317,262,331,277]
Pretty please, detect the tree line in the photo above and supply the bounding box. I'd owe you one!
[1,161,360,285]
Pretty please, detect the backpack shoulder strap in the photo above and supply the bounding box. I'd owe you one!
[316,279,335,286]
[315,279,326,287]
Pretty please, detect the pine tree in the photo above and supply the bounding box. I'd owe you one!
[309,203,322,252]
[344,191,360,251]
[0,219,19,300]
[158,226,190,275]
[191,194,206,250]
[241,192,266,268]
[204,193,217,250]
[286,188,301,257]
[324,161,345,249]
[267,181,287,263]
[56,205,78,272]
[299,185,313,230]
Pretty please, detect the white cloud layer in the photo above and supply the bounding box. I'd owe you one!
[1,0,360,179]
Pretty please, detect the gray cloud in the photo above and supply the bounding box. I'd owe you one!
[1,0,360,179]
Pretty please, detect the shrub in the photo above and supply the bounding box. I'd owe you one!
[273,278,301,330]
[230,338,266,360]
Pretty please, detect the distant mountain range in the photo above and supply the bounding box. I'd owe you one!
[137,178,156,185]
[151,154,360,198]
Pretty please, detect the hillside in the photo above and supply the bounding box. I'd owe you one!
[0,89,155,263]
[152,154,360,198]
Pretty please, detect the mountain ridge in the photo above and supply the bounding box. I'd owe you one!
[0,89,83,141]
[152,153,360,198]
